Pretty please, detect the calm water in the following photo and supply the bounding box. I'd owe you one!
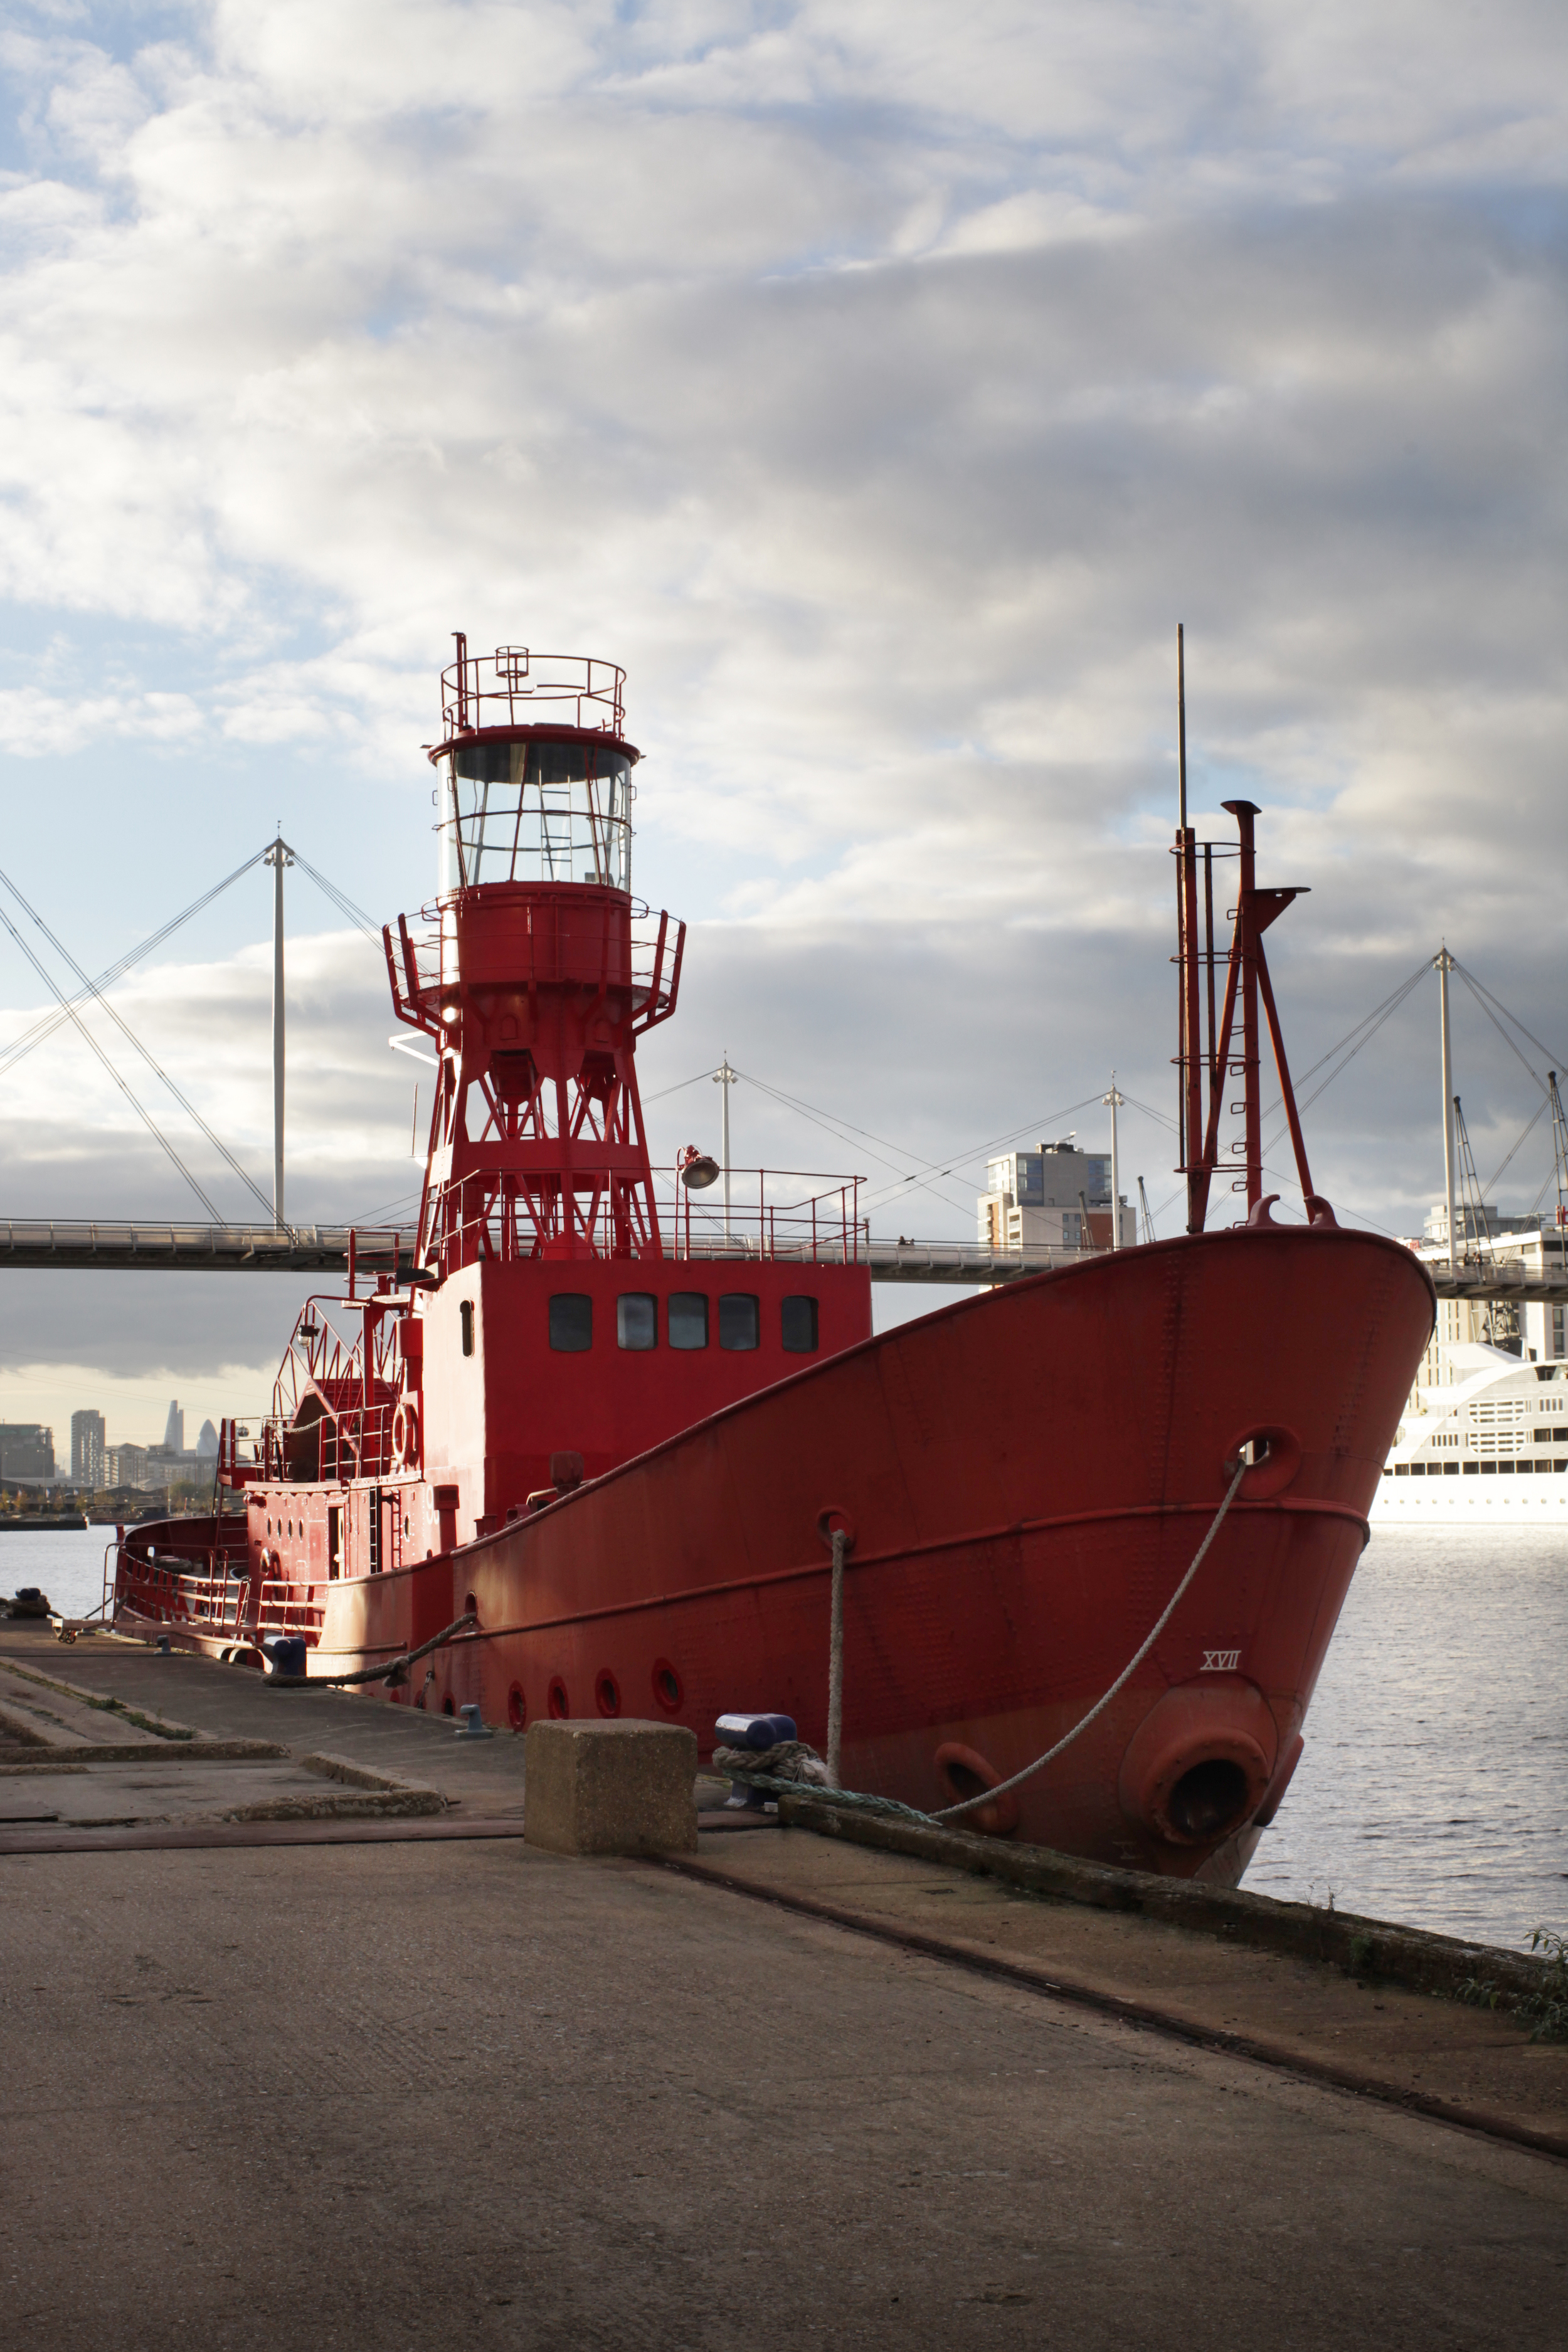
[5,1524,1564,1956]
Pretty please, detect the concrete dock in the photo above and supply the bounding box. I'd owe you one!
[3,1625,1565,2349]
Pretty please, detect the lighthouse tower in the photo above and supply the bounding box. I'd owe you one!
[387,638,683,1274]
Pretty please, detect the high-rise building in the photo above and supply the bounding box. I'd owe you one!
[71,1409,106,1488]
[0,1424,55,1481]
[196,1419,220,1456]
[162,1399,184,1453]
[977,1140,1136,1254]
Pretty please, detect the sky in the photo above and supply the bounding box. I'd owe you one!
[1,0,1565,1454]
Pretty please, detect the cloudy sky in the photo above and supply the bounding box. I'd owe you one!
[1,0,1565,1454]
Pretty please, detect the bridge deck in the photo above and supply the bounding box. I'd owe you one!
[0,1219,1557,1299]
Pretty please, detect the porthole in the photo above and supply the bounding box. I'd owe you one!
[507,1683,526,1733]
[548,1676,569,1719]
[595,1670,621,1718]
[652,1659,683,1713]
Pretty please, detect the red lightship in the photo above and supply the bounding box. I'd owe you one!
[112,642,1433,1884]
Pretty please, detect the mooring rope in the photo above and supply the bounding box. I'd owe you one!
[716,1458,1251,1830]
[262,1611,477,1689]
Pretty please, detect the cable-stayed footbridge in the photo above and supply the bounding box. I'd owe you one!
[1,842,1565,1300]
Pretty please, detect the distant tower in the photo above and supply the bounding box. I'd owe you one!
[196,1418,219,1456]
[386,640,684,1273]
[71,1408,105,1487]
[163,1400,184,1453]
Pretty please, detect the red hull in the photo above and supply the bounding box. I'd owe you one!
[115,1221,1433,1882]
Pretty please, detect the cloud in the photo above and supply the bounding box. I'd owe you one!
[0,1,1564,1399]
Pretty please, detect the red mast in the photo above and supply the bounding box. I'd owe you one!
[1170,641,1325,1230]
[385,639,685,1278]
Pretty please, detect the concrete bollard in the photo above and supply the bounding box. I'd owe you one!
[523,1719,699,1856]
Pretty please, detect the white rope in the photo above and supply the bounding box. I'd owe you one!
[932,1456,1251,1823]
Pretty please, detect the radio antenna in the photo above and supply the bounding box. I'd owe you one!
[1177,623,1188,834]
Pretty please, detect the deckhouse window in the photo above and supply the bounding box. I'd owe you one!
[781,1296,819,1353]
[460,1300,475,1357]
[719,1293,760,1352]
[549,1295,593,1352]
[617,1295,657,1350]
[669,1293,708,1350]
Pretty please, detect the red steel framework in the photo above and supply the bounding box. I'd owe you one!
[1173,798,1325,1234]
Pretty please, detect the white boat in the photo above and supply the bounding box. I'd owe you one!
[1373,1332,1568,1522]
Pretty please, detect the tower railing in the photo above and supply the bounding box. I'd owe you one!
[441,639,626,738]
[385,901,683,1039]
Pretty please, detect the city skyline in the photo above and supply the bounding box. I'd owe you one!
[0,1399,223,1486]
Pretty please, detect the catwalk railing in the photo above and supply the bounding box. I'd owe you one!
[112,1533,322,1644]
[440,642,626,739]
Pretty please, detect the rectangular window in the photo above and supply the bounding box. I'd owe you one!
[460,1299,475,1357]
[1555,1306,1565,1356]
[617,1294,657,1351]
[668,1292,709,1350]
[549,1295,593,1352]
[781,1295,819,1353]
[719,1293,760,1350]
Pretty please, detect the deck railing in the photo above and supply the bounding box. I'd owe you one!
[440,643,626,739]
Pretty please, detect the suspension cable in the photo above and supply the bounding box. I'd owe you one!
[0,844,272,1081]
[1259,957,1433,1123]
[0,893,228,1223]
[1261,962,1429,1160]
[1455,965,1549,1094]
[283,846,381,945]
[0,864,275,1222]
[1481,1100,1549,1201]
[1453,959,1567,1080]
